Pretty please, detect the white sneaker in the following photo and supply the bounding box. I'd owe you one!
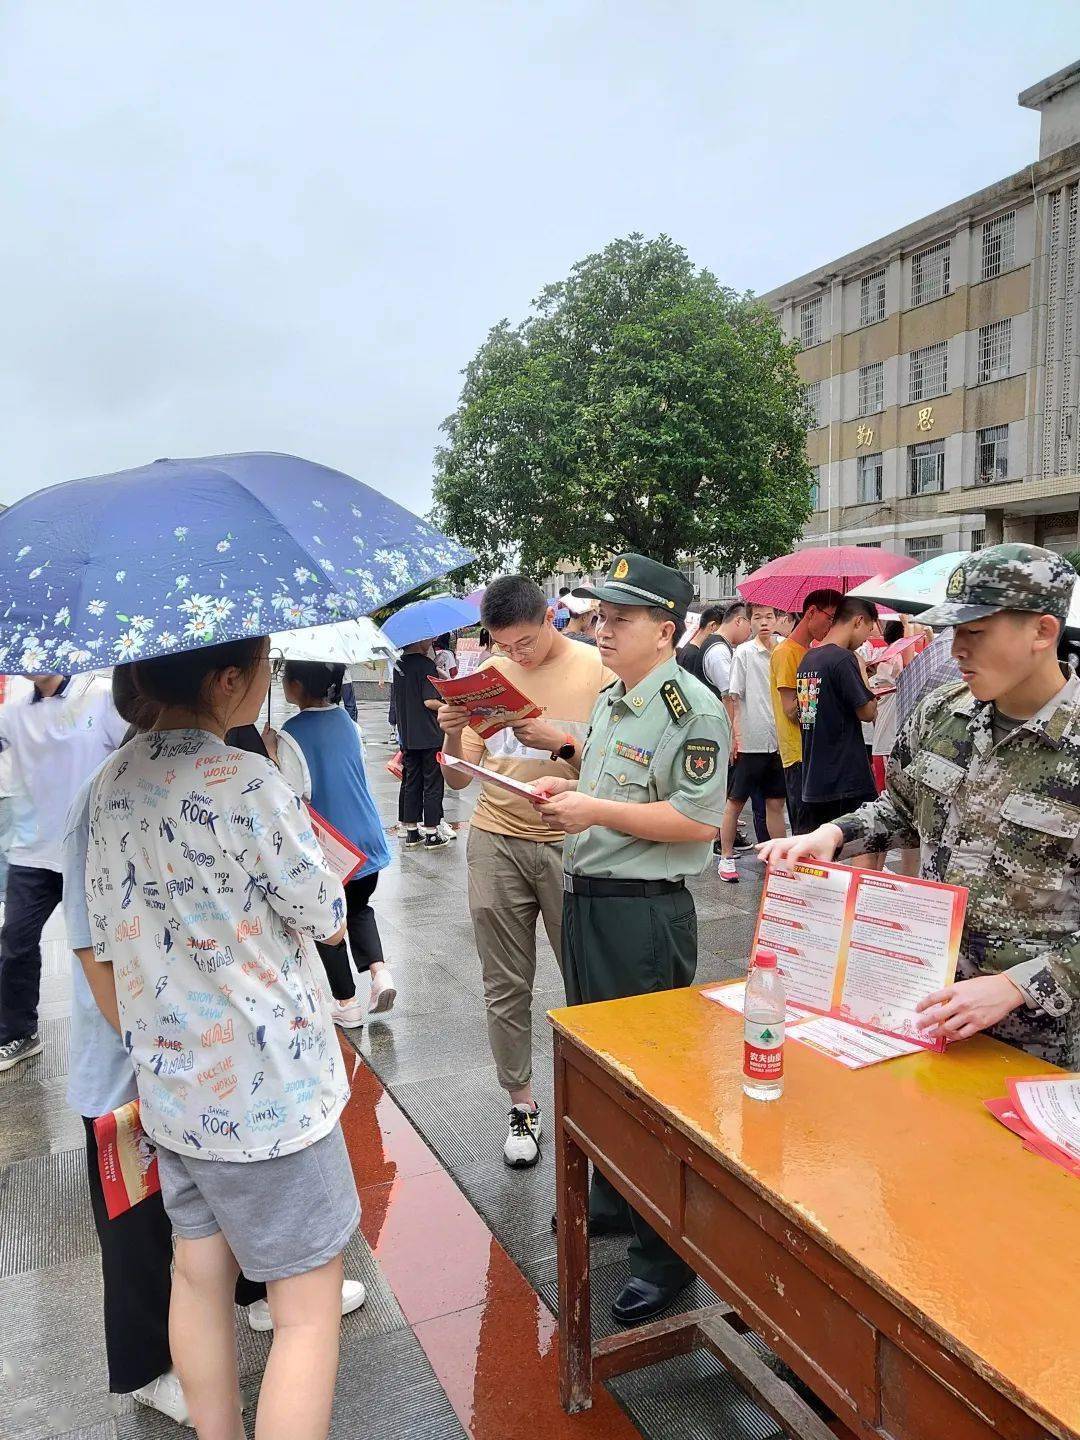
[503,1104,542,1169]
[717,856,739,883]
[436,819,458,842]
[368,968,397,1015]
[132,1368,192,1426]
[333,998,366,1030]
[247,1279,367,1332]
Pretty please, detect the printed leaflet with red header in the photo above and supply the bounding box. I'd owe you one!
[429,666,542,739]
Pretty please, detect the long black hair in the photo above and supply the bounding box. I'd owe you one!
[131,637,267,711]
[283,660,346,705]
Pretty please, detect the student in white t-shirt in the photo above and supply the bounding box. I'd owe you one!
[83,637,357,1440]
[0,672,127,1073]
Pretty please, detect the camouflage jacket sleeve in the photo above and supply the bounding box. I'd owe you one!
[1004,953,1077,1019]
[832,705,922,858]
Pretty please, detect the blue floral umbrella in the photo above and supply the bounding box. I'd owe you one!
[0,452,473,674]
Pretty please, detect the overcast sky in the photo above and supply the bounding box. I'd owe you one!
[3,2,1078,515]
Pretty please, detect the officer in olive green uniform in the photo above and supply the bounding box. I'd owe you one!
[537,554,730,1325]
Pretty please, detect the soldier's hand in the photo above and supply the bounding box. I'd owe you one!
[914,974,1026,1041]
[530,776,576,803]
[756,826,842,867]
[426,699,471,735]
[535,789,595,833]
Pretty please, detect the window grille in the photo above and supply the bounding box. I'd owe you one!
[908,342,948,402]
[908,440,946,496]
[800,297,822,349]
[978,319,1012,384]
[975,425,1008,484]
[857,452,883,504]
[859,269,886,327]
[857,363,884,416]
[905,534,944,562]
[911,240,951,307]
[981,212,1015,280]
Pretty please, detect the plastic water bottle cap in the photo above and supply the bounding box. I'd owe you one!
[754,949,778,969]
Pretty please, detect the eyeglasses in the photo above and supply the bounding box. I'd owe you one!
[491,624,545,660]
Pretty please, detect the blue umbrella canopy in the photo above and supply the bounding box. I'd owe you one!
[381,596,480,648]
[0,452,473,674]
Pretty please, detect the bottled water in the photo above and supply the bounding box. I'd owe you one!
[742,948,786,1101]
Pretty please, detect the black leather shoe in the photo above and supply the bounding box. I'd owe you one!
[611,1275,690,1325]
[550,1210,634,1236]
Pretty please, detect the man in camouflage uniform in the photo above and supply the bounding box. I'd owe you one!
[760,543,1079,1067]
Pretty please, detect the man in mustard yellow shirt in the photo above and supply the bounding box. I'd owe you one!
[768,589,842,833]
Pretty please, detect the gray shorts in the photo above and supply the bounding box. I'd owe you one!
[156,1124,360,1283]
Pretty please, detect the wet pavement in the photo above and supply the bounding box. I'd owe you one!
[1,700,777,1440]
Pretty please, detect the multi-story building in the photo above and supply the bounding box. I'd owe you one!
[763,60,1080,564]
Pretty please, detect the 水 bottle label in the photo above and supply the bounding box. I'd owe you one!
[743,1019,785,1080]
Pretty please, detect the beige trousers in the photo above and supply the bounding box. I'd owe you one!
[465,826,565,1092]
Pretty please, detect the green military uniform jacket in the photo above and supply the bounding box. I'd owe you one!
[836,675,1080,1066]
[564,655,730,881]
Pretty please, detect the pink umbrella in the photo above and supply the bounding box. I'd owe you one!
[738,547,915,613]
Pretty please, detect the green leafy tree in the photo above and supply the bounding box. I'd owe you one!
[432,234,812,579]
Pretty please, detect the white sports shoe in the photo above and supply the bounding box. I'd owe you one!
[132,1368,192,1426]
[368,968,397,1015]
[247,1279,367,1332]
[717,856,739,883]
[436,819,458,842]
[503,1105,542,1169]
[333,998,366,1030]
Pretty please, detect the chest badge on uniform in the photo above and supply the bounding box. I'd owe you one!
[682,738,719,785]
[614,740,652,766]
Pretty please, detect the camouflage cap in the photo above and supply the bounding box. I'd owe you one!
[918,543,1076,628]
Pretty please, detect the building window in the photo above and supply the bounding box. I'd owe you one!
[981,212,1015,281]
[856,541,882,547]
[800,297,822,349]
[803,380,823,429]
[908,439,946,496]
[859,269,887,327]
[977,319,1012,384]
[906,534,944,563]
[857,362,884,416]
[808,467,820,510]
[680,558,699,596]
[857,452,884,504]
[908,342,948,403]
[910,239,951,308]
[970,528,986,551]
[975,424,1009,484]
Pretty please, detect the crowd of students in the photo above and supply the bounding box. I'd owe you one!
[1,538,1077,1434]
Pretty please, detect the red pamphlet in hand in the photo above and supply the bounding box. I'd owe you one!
[429,666,542,739]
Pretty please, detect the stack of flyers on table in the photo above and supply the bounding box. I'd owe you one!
[701,859,969,1070]
[429,667,542,738]
[985,1075,1080,1177]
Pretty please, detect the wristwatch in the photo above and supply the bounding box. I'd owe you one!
[550,735,576,762]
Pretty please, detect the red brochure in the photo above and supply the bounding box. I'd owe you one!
[93,1100,161,1219]
[429,666,542,739]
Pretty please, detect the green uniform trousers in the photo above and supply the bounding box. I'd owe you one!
[562,885,697,1290]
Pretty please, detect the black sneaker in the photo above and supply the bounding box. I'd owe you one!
[424,831,451,849]
[0,1032,43,1073]
[404,828,423,848]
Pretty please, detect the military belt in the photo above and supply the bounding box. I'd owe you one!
[562,874,685,898]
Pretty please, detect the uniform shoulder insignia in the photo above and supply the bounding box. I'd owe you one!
[661,679,691,726]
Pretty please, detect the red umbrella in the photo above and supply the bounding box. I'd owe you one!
[738,547,915,613]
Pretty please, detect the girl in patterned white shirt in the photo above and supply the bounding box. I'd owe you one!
[85,637,358,1440]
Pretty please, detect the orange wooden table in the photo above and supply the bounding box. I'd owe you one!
[551,986,1080,1440]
